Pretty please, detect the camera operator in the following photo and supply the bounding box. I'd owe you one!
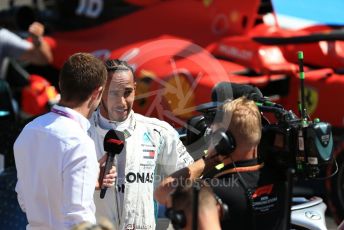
[165,179,223,230]
[155,97,287,230]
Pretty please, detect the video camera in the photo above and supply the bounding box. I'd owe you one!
[259,51,334,179]
[257,102,333,179]
[184,52,335,180]
[188,98,333,179]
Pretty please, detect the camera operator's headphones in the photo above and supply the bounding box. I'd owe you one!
[185,115,208,146]
[212,128,236,156]
[165,195,229,229]
[165,208,186,229]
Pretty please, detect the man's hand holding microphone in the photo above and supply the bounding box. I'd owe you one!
[96,155,117,190]
[97,129,125,198]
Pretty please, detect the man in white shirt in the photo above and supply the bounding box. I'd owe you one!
[14,53,110,230]
[88,59,194,230]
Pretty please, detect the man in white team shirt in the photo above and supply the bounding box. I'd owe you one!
[88,59,194,230]
[14,53,114,230]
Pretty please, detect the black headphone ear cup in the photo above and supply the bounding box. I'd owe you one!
[215,196,230,222]
[165,208,187,229]
[220,202,230,222]
[186,115,207,146]
[225,130,236,154]
[213,129,236,156]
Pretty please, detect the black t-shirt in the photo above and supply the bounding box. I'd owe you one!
[204,159,287,230]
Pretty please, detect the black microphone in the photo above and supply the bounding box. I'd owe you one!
[211,82,281,107]
[100,129,125,199]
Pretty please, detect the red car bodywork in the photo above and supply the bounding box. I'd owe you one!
[39,0,344,128]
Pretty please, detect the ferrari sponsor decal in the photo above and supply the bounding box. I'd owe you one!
[203,0,213,7]
[299,86,318,114]
[218,44,253,61]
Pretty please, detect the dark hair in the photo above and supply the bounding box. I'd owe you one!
[104,59,134,77]
[59,53,107,104]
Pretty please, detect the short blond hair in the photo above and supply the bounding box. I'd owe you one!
[221,97,261,149]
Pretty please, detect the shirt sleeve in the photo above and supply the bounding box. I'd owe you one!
[15,180,26,213]
[62,139,99,229]
[156,125,194,177]
[0,29,32,59]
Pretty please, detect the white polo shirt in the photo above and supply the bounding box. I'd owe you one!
[14,105,99,230]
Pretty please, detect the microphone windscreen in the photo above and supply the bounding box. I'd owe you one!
[103,129,125,154]
[231,83,263,100]
[211,82,233,102]
[211,82,263,102]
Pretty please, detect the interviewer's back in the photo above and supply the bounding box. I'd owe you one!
[14,111,98,230]
[13,52,107,230]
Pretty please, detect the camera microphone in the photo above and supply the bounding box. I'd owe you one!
[100,129,125,199]
[211,82,262,102]
[211,82,282,108]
